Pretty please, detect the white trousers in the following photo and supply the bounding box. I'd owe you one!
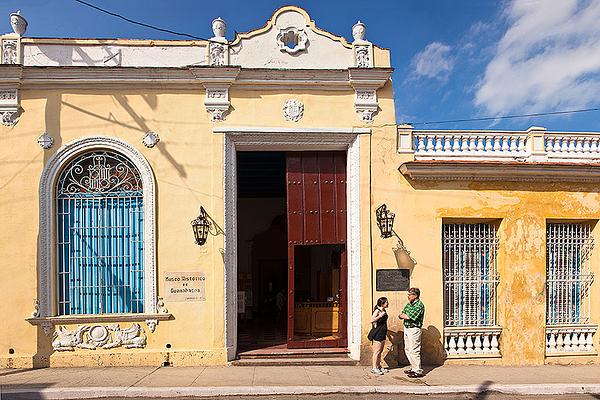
[404,327,423,373]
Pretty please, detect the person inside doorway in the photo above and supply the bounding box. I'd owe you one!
[399,287,425,378]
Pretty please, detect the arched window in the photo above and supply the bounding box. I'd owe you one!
[55,150,145,315]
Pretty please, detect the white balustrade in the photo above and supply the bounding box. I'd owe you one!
[546,325,597,355]
[545,135,600,161]
[400,128,600,163]
[413,133,528,161]
[444,327,502,358]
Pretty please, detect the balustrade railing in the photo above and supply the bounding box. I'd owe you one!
[414,133,528,160]
[546,324,597,355]
[397,126,600,163]
[444,326,502,358]
[545,135,600,160]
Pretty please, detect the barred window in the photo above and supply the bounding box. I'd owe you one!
[56,150,145,315]
[443,223,499,327]
[546,223,594,325]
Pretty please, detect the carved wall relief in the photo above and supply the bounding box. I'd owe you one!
[282,99,304,122]
[52,323,147,351]
[1,39,18,64]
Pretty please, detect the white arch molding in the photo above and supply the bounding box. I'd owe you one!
[38,136,157,317]
[220,126,366,361]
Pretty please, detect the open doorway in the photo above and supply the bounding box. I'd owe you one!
[236,151,287,352]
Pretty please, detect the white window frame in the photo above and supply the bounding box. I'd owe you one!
[38,136,157,317]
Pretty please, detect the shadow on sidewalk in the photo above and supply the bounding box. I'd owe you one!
[474,380,493,400]
[0,384,52,400]
[0,368,37,377]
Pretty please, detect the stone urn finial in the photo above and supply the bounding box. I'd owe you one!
[10,10,27,36]
[352,20,366,43]
[211,17,227,42]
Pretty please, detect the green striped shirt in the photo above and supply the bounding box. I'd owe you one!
[402,299,425,328]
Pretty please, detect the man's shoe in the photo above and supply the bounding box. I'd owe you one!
[378,367,389,373]
[370,368,384,376]
[407,371,425,378]
[403,369,412,375]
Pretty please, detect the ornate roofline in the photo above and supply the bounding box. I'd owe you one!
[230,5,353,49]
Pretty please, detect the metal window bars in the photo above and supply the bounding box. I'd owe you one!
[546,223,594,325]
[443,223,499,327]
[56,151,144,315]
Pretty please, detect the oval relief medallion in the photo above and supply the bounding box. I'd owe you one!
[283,99,304,122]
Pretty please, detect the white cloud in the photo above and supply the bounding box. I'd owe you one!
[475,0,600,115]
[410,42,454,82]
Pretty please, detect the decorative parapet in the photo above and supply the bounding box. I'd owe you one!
[1,36,19,64]
[208,17,229,66]
[444,326,502,358]
[398,126,600,163]
[546,324,597,356]
[351,21,373,68]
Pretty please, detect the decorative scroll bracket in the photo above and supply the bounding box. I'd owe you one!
[349,69,391,124]
[204,86,231,122]
[353,89,378,123]
[0,88,20,127]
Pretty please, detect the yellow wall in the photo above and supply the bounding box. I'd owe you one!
[369,135,600,365]
[0,80,397,367]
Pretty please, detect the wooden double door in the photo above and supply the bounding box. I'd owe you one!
[286,151,348,348]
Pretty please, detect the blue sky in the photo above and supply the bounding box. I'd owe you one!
[2,0,600,131]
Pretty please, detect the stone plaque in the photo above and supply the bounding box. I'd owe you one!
[376,269,410,291]
[163,271,206,302]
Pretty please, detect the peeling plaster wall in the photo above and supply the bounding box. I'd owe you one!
[370,129,600,365]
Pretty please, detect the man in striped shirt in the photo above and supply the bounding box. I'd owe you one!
[399,287,425,378]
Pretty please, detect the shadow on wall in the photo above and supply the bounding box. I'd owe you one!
[383,325,446,368]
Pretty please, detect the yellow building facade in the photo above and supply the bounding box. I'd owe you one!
[0,6,598,368]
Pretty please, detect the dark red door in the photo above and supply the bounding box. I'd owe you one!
[286,151,347,348]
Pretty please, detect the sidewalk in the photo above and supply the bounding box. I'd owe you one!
[2,364,600,398]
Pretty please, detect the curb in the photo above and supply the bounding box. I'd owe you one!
[3,384,600,399]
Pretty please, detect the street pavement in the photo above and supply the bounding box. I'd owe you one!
[1,364,600,399]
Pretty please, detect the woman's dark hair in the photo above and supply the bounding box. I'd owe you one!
[375,297,388,311]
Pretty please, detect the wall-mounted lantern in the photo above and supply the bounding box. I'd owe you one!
[191,206,211,246]
[376,204,395,239]
[375,203,416,268]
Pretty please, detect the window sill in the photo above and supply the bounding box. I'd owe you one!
[26,313,173,335]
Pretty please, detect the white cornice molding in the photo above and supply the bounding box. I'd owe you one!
[190,66,240,83]
[235,69,351,90]
[13,66,393,91]
[217,127,369,151]
[400,161,600,182]
[349,67,394,89]
[213,126,371,134]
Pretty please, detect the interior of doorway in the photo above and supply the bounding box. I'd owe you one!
[236,151,287,352]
